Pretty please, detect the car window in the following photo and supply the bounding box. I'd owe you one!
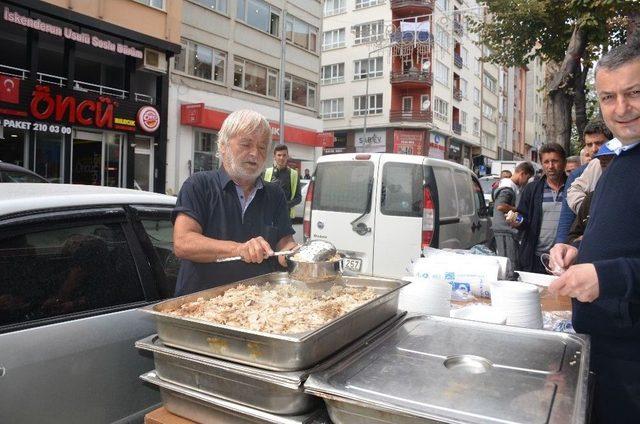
[0,222,144,328]
[453,170,474,216]
[314,161,374,213]
[479,177,497,194]
[140,218,178,297]
[380,162,423,217]
[432,166,458,219]
[1,170,47,183]
[472,178,485,212]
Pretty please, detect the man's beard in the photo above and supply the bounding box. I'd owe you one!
[224,154,265,181]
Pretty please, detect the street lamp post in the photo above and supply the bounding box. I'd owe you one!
[278,4,287,145]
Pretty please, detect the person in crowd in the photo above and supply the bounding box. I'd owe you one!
[554,121,612,244]
[579,147,589,165]
[303,169,311,180]
[264,144,302,219]
[566,144,616,245]
[491,170,512,191]
[172,110,296,296]
[566,143,616,215]
[492,162,535,270]
[549,42,640,423]
[564,156,581,176]
[511,143,567,273]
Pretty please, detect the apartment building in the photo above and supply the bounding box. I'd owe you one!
[165,0,324,194]
[0,0,181,192]
[524,56,546,162]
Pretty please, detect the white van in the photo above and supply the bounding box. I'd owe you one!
[303,153,491,278]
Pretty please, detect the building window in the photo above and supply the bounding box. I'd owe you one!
[285,14,318,53]
[473,87,480,106]
[236,0,280,37]
[420,94,431,110]
[324,0,346,16]
[321,98,344,119]
[475,56,481,75]
[353,21,384,45]
[434,97,449,122]
[435,61,449,86]
[135,0,164,10]
[322,28,346,50]
[483,72,497,93]
[233,57,278,98]
[321,63,345,85]
[482,131,497,150]
[174,39,226,83]
[473,117,480,136]
[482,102,496,121]
[193,130,219,172]
[435,24,450,50]
[191,0,227,13]
[461,47,469,67]
[461,111,468,132]
[355,0,384,9]
[354,57,383,79]
[460,78,468,98]
[284,74,317,108]
[354,93,383,116]
[436,0,449,11]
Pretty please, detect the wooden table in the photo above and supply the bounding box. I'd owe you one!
[145,407,195,424]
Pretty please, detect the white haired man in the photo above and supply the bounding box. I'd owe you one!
[549,42,640,423]
[172,110,296,296]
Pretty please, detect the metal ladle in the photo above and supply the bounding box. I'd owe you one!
[287,240,342,285]
[290,239,337,263]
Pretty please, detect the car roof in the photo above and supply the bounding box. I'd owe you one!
[317,153,475,173]
[0,184,176,216]
[0,161,49,181]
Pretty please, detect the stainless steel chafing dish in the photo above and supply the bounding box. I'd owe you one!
[141,272,407,371]
[305,314,591,424]
[141,371,330,424]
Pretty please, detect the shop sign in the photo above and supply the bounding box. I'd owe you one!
[3,7,143,59]
[355,130,386,153]
[137,106,160,133]
[323,147,347,155]
[429,132,446,159]
[0,80,155,135]
[393,130,424,155]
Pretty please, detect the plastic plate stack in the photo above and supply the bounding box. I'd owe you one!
[490,281,543,329]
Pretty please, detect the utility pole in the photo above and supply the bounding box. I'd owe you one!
[279,2,286,145]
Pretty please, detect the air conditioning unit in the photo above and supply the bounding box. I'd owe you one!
[142,48,167,73]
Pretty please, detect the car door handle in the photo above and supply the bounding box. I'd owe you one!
[352,222,371,236]
[471,222,482,232]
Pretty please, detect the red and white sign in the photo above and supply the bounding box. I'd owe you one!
[393,130,424,155]
[137,106,160,133]
[0,74,20,104]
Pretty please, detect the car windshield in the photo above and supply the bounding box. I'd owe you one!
[2,170,48,183]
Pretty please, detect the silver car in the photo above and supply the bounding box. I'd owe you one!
[0,184,178,424]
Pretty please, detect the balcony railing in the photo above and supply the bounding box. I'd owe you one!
[37,72,66,87]
[391,0,435,10]
[389,109,433,123]
[453,122,462,135]
[454,54,463,69]
[134,93,154,103]
[453,88,463,101]
[390,70,432,86]
[453,20,464,37]
[73,80,128,99]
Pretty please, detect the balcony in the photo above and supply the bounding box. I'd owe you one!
[453,88,462,101]
[390,109,433,123]
[453,122,462,135]
[454,54,463,69]
[390,0,434,15]
[390,70,432,88]
[453,20,464,37]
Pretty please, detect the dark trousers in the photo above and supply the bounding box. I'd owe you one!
[590,353,640,423]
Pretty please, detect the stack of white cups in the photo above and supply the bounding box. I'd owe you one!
[400,277,451,316]
[490,281,543,329]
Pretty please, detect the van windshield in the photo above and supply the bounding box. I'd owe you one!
[314,162,373,213]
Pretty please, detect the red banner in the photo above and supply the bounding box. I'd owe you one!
[0,75,20,104]
[393,130,425,155]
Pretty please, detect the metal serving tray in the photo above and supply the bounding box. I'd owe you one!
[305,314,591,424]
[135,315,403,415]
[141,371,330,424]
[141,272,406,371]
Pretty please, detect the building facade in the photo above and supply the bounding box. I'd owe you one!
[0,0,181,192]
[524,55,546,162]
[166,0,324,194]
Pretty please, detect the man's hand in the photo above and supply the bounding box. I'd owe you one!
[236,237,273,263]
[276,235,297,267]
[549,243,579,270]
[548,264,600,302]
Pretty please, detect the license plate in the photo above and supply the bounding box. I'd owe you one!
[343,257,362,272]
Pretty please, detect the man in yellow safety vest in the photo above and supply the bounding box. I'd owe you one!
[264,144,301,219]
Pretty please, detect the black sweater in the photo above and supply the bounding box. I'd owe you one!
[574,144,640,362]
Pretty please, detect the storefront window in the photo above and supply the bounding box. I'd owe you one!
[0,127,27,167]
[193,130,219,172]
[72,131,102,185]
[134,137,153,191]
[34,133,63,183]
[0,9,28,71]
[104,133,124,187]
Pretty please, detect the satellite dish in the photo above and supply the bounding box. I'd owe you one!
[421,61,431,72]
[422,99,431,110]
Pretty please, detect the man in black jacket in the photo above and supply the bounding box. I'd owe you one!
[513,143,567,273]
